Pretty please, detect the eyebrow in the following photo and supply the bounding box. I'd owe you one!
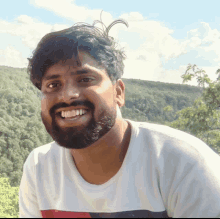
[44,69,89,81]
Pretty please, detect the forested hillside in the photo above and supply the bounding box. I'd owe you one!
[122,78,202,123]
[0,66,52,187]
[0,66,202,188]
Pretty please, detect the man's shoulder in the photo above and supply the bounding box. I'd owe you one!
[24,141,63,168]
[128,120,220,177]
[127,119,214,157]
[33,141,60,156]
[128,119,198,142]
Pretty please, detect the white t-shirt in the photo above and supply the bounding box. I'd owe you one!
[19,120,220,218]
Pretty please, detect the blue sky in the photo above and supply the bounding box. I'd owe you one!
[1,0,220,85]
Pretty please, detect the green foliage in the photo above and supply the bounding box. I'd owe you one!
[182,64,211,88]
[121,107,148,122]
[0,177,19,218]
[163,105,173,112]
[169,64,220,154]
[0,66,53,187]
[122,78,202,123]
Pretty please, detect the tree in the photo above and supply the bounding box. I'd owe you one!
[169,64,220,154]
[0,177,19,218]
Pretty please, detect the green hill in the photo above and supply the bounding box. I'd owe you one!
[0,66,202,187]
[122,78,202,123]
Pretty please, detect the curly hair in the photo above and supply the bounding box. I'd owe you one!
[27,18,128,90]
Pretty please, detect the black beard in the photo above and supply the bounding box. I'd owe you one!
[41,107,117,149]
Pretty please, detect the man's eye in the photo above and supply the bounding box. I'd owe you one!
[47,82,60,89]
[79,78,94,83]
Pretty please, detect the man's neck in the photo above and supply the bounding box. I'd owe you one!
[70,118,131,185]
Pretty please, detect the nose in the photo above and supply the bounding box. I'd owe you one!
[59,80,80,103]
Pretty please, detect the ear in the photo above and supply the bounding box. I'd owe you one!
[115,79,125,107]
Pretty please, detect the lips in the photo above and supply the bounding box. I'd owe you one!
[56,105,89,114]
[60,108,87,119]
[55,107,91,127]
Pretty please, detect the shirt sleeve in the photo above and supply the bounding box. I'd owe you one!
[19,151,42,218]
[167,149,220,218]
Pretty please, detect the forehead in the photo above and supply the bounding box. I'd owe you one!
[45,51,105,75]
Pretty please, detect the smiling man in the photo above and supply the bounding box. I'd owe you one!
[19,20,220,218]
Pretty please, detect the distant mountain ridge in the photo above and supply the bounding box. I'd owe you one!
[121,78,202,123]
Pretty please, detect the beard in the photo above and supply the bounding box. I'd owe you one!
[41,102,117,149]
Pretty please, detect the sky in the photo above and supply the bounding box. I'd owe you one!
[1,0,220,86]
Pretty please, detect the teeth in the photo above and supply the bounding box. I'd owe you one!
[61,109,86,118]
[72,110,76,117]
[76,110,79,116]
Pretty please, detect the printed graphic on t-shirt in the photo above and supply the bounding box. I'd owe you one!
[41,209,170,218]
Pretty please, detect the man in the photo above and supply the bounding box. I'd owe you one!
[19,19,220,218]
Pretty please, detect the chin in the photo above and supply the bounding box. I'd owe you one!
[41,109,117,150]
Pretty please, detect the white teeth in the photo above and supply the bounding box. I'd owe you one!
[72,110,76,117]
[61,109,86,118]
[80,109,82,115]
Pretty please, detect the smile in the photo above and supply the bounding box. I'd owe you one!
[55,107,91,127]
[60,109,87,119]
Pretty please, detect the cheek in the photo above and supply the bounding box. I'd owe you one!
[88,85,116,114]
[94,81,115,103]
[41,97,52,123]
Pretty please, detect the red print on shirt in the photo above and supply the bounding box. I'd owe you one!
[41,210,91,218]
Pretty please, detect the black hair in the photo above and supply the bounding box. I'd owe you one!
[27,17,128,90]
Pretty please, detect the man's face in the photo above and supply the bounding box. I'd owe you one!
[41,51,124,149]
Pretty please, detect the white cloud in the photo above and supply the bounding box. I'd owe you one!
[0,15,70,67]
[31,0,128,40]
[120,12,144,21]
[32,0,114,24]
[200,24,220,63]
[123,51,163,81]
[121,19,220,83]
[0,46,27,67]
[186,22,220,58]
[117,12,188,82]
[16,15,35,24]
[119,12,188,64]
[0,16,69,50]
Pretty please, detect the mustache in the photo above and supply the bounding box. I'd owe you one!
[50,100,95,116]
